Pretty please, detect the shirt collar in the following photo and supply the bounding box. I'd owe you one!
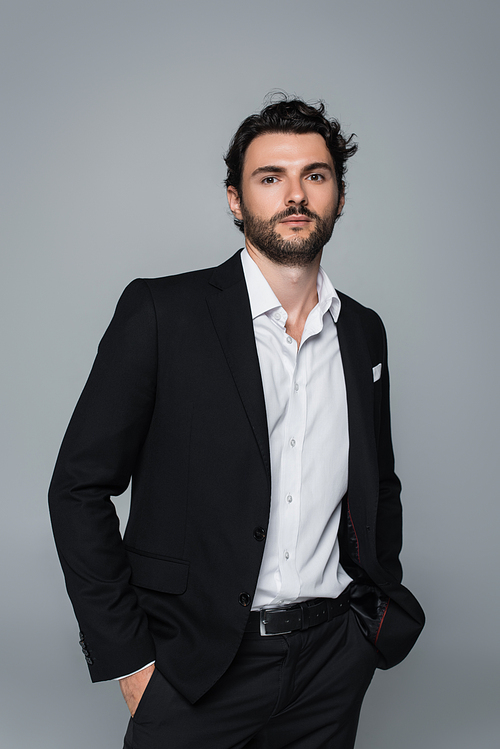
[240,248,341,323]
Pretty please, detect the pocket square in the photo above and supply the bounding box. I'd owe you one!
[372,363,382,382]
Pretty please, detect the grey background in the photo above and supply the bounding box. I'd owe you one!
[1,1,499,746]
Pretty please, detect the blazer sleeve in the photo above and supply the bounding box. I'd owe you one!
[49,279,158,681]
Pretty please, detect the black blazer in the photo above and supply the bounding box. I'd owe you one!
[49,250,424,704]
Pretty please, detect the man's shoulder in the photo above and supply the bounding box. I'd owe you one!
[336,291,390,358]
[111,269,212,318]
[337,290,384,327]
[141,265,216,294]
[112,251,245,322]
[135,250,244,297]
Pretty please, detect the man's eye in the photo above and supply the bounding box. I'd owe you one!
[307,173,324,181]
[262,176,278,184]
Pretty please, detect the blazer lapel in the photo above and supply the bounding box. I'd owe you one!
[205,256,379,510]
[206,252,271,489]
[336,299,379,526]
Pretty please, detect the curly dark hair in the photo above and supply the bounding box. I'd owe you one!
[224,93,358,232]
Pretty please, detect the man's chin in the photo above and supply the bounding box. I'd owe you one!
[277,229,313,242]
[254,241,323,268]
[242,208,335,268]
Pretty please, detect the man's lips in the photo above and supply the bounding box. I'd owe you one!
[280,216,313,225]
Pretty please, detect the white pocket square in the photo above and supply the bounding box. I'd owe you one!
[372,363,382,382]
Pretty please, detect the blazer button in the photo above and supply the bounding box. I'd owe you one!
[238,592,251,607]
[253,527,266,542]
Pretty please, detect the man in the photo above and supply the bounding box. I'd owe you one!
[49,96,424,748]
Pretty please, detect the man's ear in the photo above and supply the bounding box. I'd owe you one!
[337,181,346,217]
[227,186,243,220]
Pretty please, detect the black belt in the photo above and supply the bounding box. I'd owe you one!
[246,589,350,636]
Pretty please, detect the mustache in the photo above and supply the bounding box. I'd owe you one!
[272,206,320,223]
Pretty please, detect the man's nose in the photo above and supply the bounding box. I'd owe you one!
[285,178,307,206]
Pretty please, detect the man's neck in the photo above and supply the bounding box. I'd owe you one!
[245,242,322,347]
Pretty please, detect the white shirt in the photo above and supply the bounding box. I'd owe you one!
[240,249,352,610]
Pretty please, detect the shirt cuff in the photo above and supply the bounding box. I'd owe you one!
[113,661,155,681]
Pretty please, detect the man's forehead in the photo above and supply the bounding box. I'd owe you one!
[243,132,333,174]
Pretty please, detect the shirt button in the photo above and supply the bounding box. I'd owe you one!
[284,551,290,560]
[286,494,293,503]
[294,383,299,392]
[286,335,293,344]
[290,438,296,447]
[273,311,281,320]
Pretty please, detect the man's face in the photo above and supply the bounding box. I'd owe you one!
[227,132,344,267]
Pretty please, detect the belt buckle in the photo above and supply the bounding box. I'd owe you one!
[259,606,300,636]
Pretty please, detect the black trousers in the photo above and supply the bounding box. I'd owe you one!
[123,609,377,749]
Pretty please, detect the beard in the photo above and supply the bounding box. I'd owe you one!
[240,201,339,268]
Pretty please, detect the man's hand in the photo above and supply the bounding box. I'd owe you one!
[119,663,155,717]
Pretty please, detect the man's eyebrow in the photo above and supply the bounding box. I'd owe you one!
[250,162,333,177]
[303,162,333,172]
[251,165,286,177]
